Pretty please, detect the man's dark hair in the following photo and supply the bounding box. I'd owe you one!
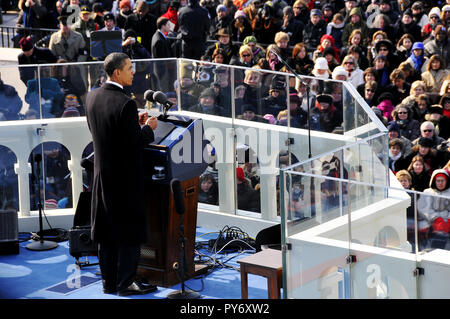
[157,17,170,30]
[104,52,129,77]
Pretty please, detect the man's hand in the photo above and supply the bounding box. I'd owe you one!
[138,111,148,126]
[145,116,158,130]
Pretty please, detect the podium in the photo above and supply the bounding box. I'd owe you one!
[137,115,209,287]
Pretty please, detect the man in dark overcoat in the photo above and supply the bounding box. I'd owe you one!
[85,52,158,296]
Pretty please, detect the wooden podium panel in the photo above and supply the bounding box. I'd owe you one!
[137,176,205,287]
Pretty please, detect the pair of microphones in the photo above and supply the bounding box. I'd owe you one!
[144,90,174,109]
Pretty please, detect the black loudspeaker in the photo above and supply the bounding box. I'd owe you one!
[0,209,19,255]
[69,192,98,266]
[255,224,281,252]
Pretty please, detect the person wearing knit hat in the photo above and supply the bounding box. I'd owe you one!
[406,42,429,74]
[312,57,330,77]
[230,10,253,43]
[311,92,341,133]
[303,5,328,52]
[117,0,133,29]
[187,87,224,116]
[17,36,57,85]
[417,169,450,235]
[242,35,265,61]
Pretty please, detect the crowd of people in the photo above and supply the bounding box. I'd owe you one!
[4,0,450,249]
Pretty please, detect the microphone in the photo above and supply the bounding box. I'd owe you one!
[153,91,174,108]
[143,89,156,102]
[171,178,186,215]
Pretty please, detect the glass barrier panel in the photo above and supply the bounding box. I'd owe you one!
[281,170,351,299]
[29,141,73,211]
[0,64,36,120]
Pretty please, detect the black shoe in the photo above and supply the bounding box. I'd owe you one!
[117,281,157,296]
[102,280,117,294]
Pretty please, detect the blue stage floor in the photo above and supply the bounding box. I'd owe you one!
[0,227,270,300]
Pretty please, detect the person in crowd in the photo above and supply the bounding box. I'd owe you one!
[121,29,152,107]
[116,0,133,30]
[361,80,379,108]
[325,13,345,50]
[198,173,218,205]
[205,27,239,64]
[394,8,422,43]
[262,78,287,117]
[389,138,409,174]
[0,73,23,121]
[367,30,388,63]
[342,7,370,47]
[241,68,267,115]
[237,104,269,123]
[376,92,396,122]
[91,2,105,29]
[101,12,121,32]
[265,44,283,72]
[390,104,421,141]
[303,8,327,53]
[335,54,364,88]
[421,7,442,41]
[151,17,176,93]
[388,121,412,156]
[188,87,224,115]
[340,29,365,62]
[17,0,50,30]
[356,67,378,97]
[281,5,304,47]
[273,31,291,61]
[287,42,314,76]
[314,34,341,64]
[373,39,400,73]
[406,41,429,74]
[385,69,411,106]
[411,1,429,29]
[371,13,396,42]
[70,5,97,61]
[310,93,342,133]
[440,94,450,119]
[231,45,256,69]
[236,166,260,213]
[424,104,450,140]
[242,36,266,63]
[209,4,232,39]
[406,136,441,175]
[124,0,157,56]
[292,0,310,25]
[49,15,86,62]
[18,36,57,85]
[424,24,450,66]
[412,121,446,149]
[396,33,416,63]
[230,9,253,43]
[61,93,83,117]
[422,54,449,94]
[252,2,282,45]
[372,54,390,90]
[417,169,450,245]
[407,155,430,192]
[401,79,427,108]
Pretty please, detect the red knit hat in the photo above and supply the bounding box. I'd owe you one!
[119,0,131,9]
[236,167,245,182]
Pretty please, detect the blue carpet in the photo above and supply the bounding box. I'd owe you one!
[0,227,271,299]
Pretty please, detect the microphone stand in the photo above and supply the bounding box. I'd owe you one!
[26,154,58,251]
[271,50,312,158]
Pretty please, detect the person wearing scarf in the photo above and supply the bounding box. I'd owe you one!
[389,138,408,175]
[242,35,266,62]
[310,94,341,133]
[265,44,283,71]
[373,54,390,89]
[407,42,429,73]
[440,94,450,120]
